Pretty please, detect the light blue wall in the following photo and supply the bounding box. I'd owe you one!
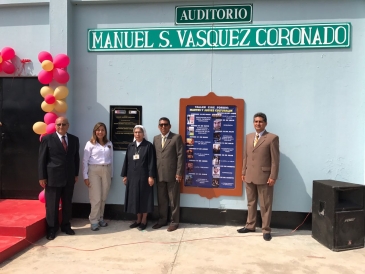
[1,0,364,213]
[0,3,49,76]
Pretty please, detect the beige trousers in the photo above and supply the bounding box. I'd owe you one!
[245,182,274,234]
[88,164,112,224]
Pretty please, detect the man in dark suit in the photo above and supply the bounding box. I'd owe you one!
[152,117,185,232]
[238,113,279,241]
[38,117,80,240]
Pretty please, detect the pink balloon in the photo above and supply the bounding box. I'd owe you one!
[38,70,53,84]
[44,112,58,124]
[53,68,69,84]
[2,61,15,74]
[39,133,47,142]
[54,54,70,68]
[0,65,2,72]
[46,123,56,134]
[38,190,46,203]
[38,51,53,63]
[45,94,56,104]
[1,47,15,60]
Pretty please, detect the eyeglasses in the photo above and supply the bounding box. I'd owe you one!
[56,123,68,127]
[159,123,170,127]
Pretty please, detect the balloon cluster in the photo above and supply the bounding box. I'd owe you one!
[32,85,70,138]
[33,52,71,135]
[38,51,70,84]
[0,47,16,74]
[40,85,69,113]
[35,51,71,203]
[33,112,58,140]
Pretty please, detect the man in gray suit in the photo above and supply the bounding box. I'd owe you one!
[238,113,279,241]
[152,117,185,232]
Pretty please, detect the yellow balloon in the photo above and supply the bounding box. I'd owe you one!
[54,86,69,100]
[40,86,54,98]
[41,101,55,112]
[54,100,68,113]
[33,121,47,134]
[41,60,54,71]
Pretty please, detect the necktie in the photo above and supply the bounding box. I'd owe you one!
[253,134,259,147]
[162,136,166,148]
[62,136,68,151]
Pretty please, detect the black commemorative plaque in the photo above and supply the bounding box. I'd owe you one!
[110,105,142,150]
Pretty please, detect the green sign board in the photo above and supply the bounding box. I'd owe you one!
[175,4,253,25]
[88,23,351,52]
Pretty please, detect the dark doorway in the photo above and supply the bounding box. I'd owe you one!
[0,77,44,199]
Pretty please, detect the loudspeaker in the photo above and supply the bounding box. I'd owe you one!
[312,180,365,251]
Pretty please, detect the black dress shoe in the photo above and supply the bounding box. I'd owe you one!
[46,231,56,240]
[129,221,141,228]
[263,233,272,241]
[138,222,147,231]
[61,227,75,235]
[152,223,167,229]
[237,227,255,233]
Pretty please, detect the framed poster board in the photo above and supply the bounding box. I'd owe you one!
[179,92,244,199]
[110,105,142,150]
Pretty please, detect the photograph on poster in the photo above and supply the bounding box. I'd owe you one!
[212,113,222,118]
[212,155,220,165]
[187,149,194,159]
[186,162,194,172]
[185,175,193,185]
[212,166,220,178]
[213,143,221,154]
[187,138,194,145]
[188,126,194,135]
[212,178,220,188]
[213,132,221,142]
[213,119,222,131]
[187,114,195,124]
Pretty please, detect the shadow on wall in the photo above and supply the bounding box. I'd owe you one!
[274,152,312,211]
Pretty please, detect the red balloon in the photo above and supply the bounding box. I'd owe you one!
[2,61,15,74]
[1,47,15,60]
[0,65,2,72]
[54,54,70,68]
[45,94,56,104]
[53,68,69,84]
[38,70,53,84]
[38,51,53,63]
[46,123,56,134]
[39,133,47,142]
[38,190,46,203]
[44,112,58,124]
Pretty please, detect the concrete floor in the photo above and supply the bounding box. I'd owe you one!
[1,218,364,274]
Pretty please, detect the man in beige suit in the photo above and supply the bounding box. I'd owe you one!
[238,112,279,241]
[152,117,185,232]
